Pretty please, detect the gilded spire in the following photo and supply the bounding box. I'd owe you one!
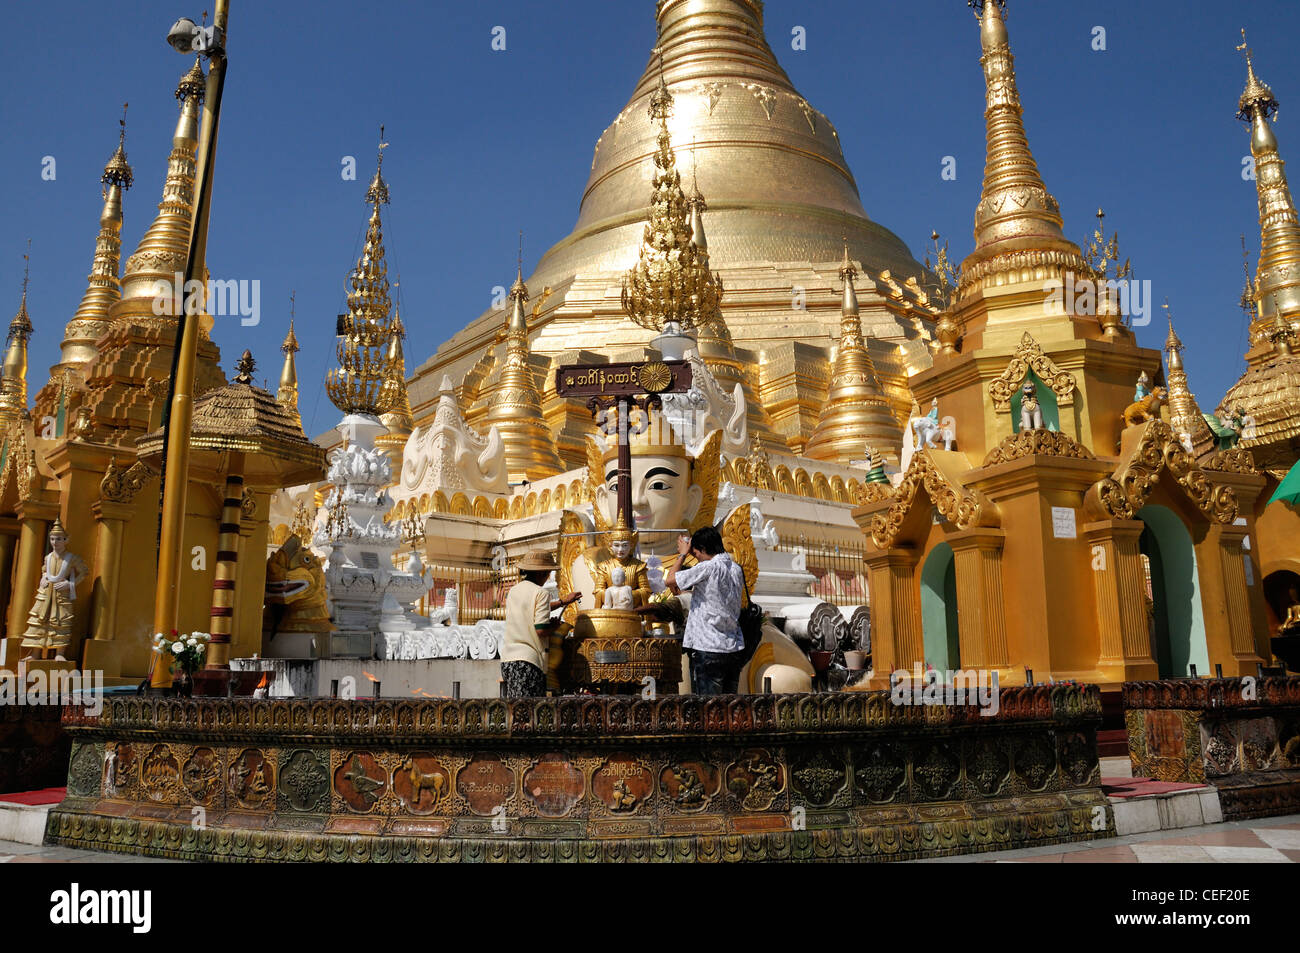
[959,1,1086,297]
[111,60,205,326]
[1235,30,1300,352]
[480,258,562,481]
[803,242,903,465]
[56,105,135,371]
[622,71,723,334]
[326,133,400,418]
[379,302,414,444]
[277,293,301,428]
[1161,301,1213,454]
[1,247,34,423]
[683,163,782,450]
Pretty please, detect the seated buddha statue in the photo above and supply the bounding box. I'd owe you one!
[592,527,651,610]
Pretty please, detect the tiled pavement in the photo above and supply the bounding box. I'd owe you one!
[914,814,1300,863]
[2,814,1297,863]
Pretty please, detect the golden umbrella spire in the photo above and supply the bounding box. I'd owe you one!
[1236,30,1300,351]
[959,1,1086,298]
[112,60,205,328]
[621,59,722,334]
[1161,301,1213,454]
[480,239,562,481]
[277,292,301,428]
[803,241,903,465]
[325,129,399,418]
[55,104,135,372]
[378,297,414,450]
[0,244,34,424]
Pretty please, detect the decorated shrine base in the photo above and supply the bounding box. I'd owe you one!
[46,687,1114,862]
[1124,676,1300,821]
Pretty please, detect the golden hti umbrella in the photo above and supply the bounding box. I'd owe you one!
[138,350,324,677]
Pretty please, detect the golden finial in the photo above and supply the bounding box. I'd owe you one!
[649,47,674,121]
[366,124,390,206]
[10,240,33,344]
[1237,28,1278,121]
[101,103,134,190]
[924,230,959,305]
[176,56,206,102]
[233,349,256,385]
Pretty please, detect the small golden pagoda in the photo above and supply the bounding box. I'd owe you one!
[476,268,564,482]
[803,244,904,466]
[852,0,1270,690]
[377,305,414,455]
[0,270,33,428]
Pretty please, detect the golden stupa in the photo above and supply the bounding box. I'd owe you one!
[412,0,939,461]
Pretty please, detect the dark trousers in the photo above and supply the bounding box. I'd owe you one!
[688,649,743,696]
[502,661,546,698]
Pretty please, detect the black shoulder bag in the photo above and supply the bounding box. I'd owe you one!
[737,570,764,665]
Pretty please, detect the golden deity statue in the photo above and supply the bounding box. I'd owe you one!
[592,526,651,610]
[21,519,89,661]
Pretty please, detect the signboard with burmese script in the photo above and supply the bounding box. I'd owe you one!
[555,360,692,398]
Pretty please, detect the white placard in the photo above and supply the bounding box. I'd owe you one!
[1051,506,1077,539]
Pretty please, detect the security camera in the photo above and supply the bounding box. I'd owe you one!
[166,17,198,53]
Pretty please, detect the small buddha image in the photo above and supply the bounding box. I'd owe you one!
[592,526,651,610]
[602,566,635,610]
[20,518,89,661]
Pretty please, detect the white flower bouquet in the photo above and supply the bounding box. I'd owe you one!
[152,630,211,676]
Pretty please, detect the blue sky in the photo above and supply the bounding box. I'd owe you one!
[1,0,1297,436]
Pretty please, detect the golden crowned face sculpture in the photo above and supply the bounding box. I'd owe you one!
[586,408,721,558]
[605,526,638,560]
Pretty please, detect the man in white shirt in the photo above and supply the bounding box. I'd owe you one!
[501,551,580,697]
[667,526,745,695]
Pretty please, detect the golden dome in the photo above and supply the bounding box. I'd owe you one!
[1218,351,1300,471]
[526,0,924,292]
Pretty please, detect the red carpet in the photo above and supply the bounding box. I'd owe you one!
[1101,777,1207,798]
[0,788,66,806]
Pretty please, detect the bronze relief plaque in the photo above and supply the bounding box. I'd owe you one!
[228,748,274,809]
[659,758,721,813]
[140,744,180,802]
[522,755,585,817]
[393,754,451,816]
[457,757,516,817]
[1146,710,1187,759]
[181,747,222,805]
[592,756,654,814]
[725,749,785,811]
[334,751,388,814]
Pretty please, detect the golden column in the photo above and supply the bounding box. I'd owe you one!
[864,548,922,687]
[947,528,1009,673]
[7,502,58,645]
[1199,523,1266,675]
[1083,519,1157,682]
[151,2,229,688]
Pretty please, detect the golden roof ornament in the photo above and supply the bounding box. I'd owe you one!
[959,0,1087,298]
[277,295,302,429]
[326,131,399,418]
[803,241,903,466]
[621,57,723,335]
[1161,301,1214,455]
[379,301,414,447]
[102,103,134,190]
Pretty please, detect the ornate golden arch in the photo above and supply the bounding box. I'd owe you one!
[988,332,1077,411]
[871,451,999,549]
[1084,420,1237,524]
